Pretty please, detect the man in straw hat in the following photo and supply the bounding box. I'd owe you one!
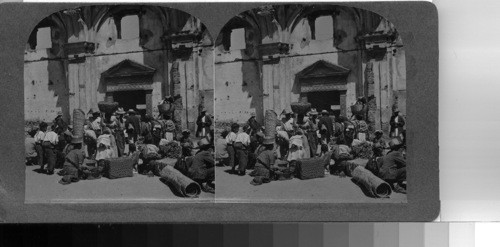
[389,105,405,140]
[377,137,406,194]
[188,138,215,193]
[125,109,141,144]
[52,111,67,133]
[247,111,261,136]
[59,135,86,185]
[196,108,212,138]
[249,136,276,185]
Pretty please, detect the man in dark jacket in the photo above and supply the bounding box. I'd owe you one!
[188,139,215,193]
[377,137,406,193]
[52,111,68,133]
[196,110,212,138]
[125,109,141,143]
[247,112,261,136]
[317,110,334,142]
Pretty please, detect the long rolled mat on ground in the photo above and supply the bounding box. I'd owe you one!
[351,165,392,198]
[159,166,201,198]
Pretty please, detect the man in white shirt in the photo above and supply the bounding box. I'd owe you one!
[42,125,59,174]
[234,125,251,176]
[226,123,239,172]
[34,122,48,168]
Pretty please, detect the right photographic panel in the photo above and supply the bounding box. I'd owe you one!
[214,4,407,203]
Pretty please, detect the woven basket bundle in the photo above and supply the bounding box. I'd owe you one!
[264,110,277,138]
[291,102,311,115]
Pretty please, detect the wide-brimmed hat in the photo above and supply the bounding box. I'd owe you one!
[389,137,403,149]
[375,130,383,135]
[116,107,126,115]
[64,130,72,136]
[321,110,329,115]
[67,124,73,130]
[262,136,275,145]
[128,109,136,114]
[57,111,63,116]
[182,129,190,134]
[71,136,83,144]
[198,138,210,147]
[308,109,318,115]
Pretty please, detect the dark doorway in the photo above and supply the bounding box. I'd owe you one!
[307,90,345,117]
[113,91,147,117]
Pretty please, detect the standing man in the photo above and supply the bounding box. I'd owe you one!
[390,106,405,141]
[226,123,239,172]
[52,111,67,133]
[196,109,212,139]
[247,112,261,136]
[318,110,334,143]
[233,125,251,176]
[34,122,48,169]
[42,125,59,175]
[125,109,141,144]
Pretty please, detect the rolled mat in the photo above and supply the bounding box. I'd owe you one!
[159,166,201,198]
[351,165,392,198]
[264,110,277,138]
[72,109,85,139]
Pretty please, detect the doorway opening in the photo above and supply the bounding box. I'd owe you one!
[113,90,147,117]
[306,90,346,117]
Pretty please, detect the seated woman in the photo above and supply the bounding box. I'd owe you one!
[249,136,276,185]
[188,139,215,193]
[59,136,86,185]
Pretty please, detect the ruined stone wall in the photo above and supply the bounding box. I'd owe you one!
[24,6,214,132]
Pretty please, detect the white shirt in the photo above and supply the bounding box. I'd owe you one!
[225,132,237,144]
[34,130,46,143]
[43,131,59,145]
[235,132,250,146]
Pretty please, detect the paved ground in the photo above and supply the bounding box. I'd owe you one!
[215,166,407,203]
[25,166,214,203]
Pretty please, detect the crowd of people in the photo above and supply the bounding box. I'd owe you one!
[25,98,215,194]
[216,99,407,195]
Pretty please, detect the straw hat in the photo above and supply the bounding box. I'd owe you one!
[182,129,191,135]
[128,109,136,114]
[262,136,275,145]
[389,137,403,149]
[321,110,329,115]
[71,136,83,144]
[116,107,126,115]
[57,111,63,116]
[198,138,210,147]
[308,109,318,115]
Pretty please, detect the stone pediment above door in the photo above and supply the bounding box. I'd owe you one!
[297,60,351,93]
[297,60,350,79]
[102,59,157,92]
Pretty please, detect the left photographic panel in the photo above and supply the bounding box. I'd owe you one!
[24,5,215,203]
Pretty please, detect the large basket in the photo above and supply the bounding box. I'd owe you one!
[264,110,277,138]
[158,102,172,114]
[72,109,85,139]
[350,104,366,115]
[98,101,119,114]
[290,102,311,115]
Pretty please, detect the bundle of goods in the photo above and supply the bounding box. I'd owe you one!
[102,153,139,179]
[264,110,278,138]
[149,157,179,176]
[344,158,369,177]
[351,141,374,159]
[295,151,332,180]
[159,165,201,198]
[159,142,182,159]
[138,152,163,174]
[350,103,367,115]
[98,96,119,114]
[158,101,173,114]
[290,101,311,115]
[351,165,392,198]
[80,166,103,180]
[273,167,294,181]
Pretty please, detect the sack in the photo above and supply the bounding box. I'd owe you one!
[174,156,189,176]
[365,157,381,176]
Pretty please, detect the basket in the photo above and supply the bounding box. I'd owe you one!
[72,109,85,139]
[264,110,277,138]
[158,102,172,114]
[290,102,311,115]
[350,104,366,115]
[98,101,119,114]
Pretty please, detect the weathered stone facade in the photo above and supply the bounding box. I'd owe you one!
[24,5,213,132]
[214,5,406,132]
